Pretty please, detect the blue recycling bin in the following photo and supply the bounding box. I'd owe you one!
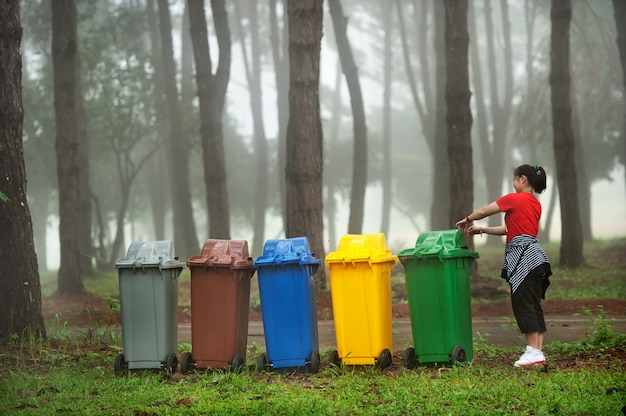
[254,237,322,373]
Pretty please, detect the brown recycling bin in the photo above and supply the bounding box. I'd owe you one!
[180,239,255,373]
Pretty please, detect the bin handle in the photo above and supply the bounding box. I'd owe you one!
[132,258,148,273]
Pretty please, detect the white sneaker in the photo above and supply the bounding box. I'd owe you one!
[514,346,546,367]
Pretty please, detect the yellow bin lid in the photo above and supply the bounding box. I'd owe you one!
[325,233,398,264]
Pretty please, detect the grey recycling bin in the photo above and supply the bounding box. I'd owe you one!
[114,240,185,375]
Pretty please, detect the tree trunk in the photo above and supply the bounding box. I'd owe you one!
[181,2,196,144]
[395,0,446,230]
[539,184,558,242]
[157,0,199,259]
[31,190,51,271]
[444,0,473,226]
[329,0,367,235]
[571,86,592,241]
[431,0,450,231]
[52,0,84,294]
[188,0,232,240]
[269,0,290,232]
[468,0,489,189]
[380,0,392,236]
[0,0,46,342]
[92,194,109,270]
[480,0,514,246]
[550,0,583,267]
[234,1,269,256]
[612,0,626,201]
[524,0,552,243]
[76,54,93,275]
[107,142,160,264]
[146,0,169,242]
[326,60,343,252]
[109,182,131,265]
[285,0,326,289]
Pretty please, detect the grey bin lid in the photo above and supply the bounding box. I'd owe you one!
[115,240,186,270]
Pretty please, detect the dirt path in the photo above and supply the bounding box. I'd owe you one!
[42,290,626,328]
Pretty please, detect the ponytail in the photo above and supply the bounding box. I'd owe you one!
[515,164,547,194]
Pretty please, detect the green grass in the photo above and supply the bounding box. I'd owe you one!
[1,343,624,415]
[3,238,625,415]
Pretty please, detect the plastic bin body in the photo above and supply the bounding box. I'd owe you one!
[115,241,184,370]
[398,230,478,365]
[186,239,255,369]
[254,237,321,370]
[325,234,398,366]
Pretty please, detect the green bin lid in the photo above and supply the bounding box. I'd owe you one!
[325,233,398,265]
[397,229,478,262]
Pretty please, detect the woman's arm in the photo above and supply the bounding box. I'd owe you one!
[469,201,501,220]
[456,201,502,229]
[468,224,507,236]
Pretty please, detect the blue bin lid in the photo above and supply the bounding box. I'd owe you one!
[254,237,322,268]
[398,229,479,263]
[115,240,186,270]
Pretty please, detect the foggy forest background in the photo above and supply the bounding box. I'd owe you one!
[17,0,626,278]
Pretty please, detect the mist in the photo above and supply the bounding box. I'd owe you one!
[19,0,626,272]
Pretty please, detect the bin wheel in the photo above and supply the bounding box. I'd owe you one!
[165,352,178,374]
[307,350,320,373]
[451,346,467,364]
[180,352,194,375]
[329,349,341,367]
[229,354,244,373]
[114,353,127,376]
[256,353,268,372]
[378,349,392,369]
[403,347,417,370]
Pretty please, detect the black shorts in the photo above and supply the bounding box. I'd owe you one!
[511,272,547,334]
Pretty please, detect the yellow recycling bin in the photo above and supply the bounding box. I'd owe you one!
[325,233,398,368]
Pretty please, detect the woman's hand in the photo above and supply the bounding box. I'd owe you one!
[456,217,483,236]
[456,217,471,233]
[466,225,483,236]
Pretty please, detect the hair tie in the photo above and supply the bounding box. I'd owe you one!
[534,165,541,174]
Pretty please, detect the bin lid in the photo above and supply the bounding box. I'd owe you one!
[187,239,254,270]
[115,240,186,270]
[324,233,399,265]
[254,237,322,268]
[397,229,479,262]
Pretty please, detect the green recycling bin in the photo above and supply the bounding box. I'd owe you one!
[114,240,185,375]
[398,229,478,367]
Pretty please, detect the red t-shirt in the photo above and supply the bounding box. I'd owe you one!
[496,192,542,243]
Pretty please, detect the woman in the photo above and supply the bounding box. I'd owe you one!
[456,164,552,367]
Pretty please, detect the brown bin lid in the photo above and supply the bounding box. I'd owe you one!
[187,239,254,269]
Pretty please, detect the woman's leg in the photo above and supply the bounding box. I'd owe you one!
[530,275,547,350]
[525,332,540,350]
[512,273,548,365]
[512,273,547,340]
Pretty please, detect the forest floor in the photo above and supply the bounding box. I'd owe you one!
[42,277,626,327]
[41,238,626,327]
[37,239,626,372]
